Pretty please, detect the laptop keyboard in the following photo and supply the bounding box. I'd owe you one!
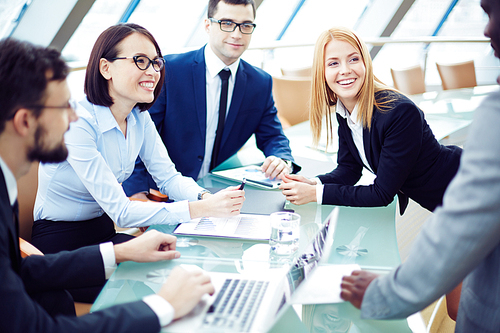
[202,278,269,332]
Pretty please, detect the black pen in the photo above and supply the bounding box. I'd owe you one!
[239,178,246,190]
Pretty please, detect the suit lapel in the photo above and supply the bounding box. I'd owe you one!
[0,168,21,272]
[221,62,247,148]
[193,48,208,142]
[363,126,376,173]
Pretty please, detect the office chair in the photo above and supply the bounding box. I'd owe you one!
[390,65,426,95]
[280,66,312,78]
[19,236,93,316]
[436,60,477,90]
[272,76,311,129]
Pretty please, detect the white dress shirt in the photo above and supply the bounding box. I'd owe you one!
[34,98,204,228]
[197,45,241,179]
[336,101,373,173]
[315,101,374,204]
[1,156,174,326]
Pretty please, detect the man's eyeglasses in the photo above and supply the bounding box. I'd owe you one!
[209,18,256,34]
[25,99,77,112]
[8,100,77,120]
[111,55,165,72]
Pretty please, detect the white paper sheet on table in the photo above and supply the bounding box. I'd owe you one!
[173,214,272,240]
[292,264,361,304]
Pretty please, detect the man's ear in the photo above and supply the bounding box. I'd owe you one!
[11,108,36,137]
[100,58,112,80]
[204,18,211,34]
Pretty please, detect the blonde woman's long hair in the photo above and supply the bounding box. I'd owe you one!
[310,26,396,146]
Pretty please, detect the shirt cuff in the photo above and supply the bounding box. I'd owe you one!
[315,183,324,205]
[99,242,117,279]
[143,294,175,327]
[161,199,192,223]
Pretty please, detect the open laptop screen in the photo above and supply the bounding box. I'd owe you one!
[278,208,338,312]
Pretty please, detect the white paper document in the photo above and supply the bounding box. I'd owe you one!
[292,264,361,304]
[173,214,271,240]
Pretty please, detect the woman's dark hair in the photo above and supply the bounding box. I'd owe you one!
[0,38,68,133]
[84,23,165,111]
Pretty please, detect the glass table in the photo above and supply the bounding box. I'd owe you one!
[92,86,495,331]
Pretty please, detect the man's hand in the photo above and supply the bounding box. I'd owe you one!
[278,174,317,205]
[340,270,379,309]
[158,267,215,319]
[114,230,180,264]
[261,156,290,180]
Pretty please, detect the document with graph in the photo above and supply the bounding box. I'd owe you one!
[173,214,271,240]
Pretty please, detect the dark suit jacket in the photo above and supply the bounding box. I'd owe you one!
[123,45,295,195]
[318,91,462,213]
[0,168,160,332]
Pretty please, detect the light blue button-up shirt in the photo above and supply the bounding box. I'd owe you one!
[34,98,203,228]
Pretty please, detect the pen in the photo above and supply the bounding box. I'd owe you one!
[239,178,246,190]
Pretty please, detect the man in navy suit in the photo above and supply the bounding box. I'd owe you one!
[0,38,214,332]
[340,0,500,331]
[124,0,299,198]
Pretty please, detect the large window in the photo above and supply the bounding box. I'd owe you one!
[373,0,493,87]
[62,0,130,62]
[0,0,30,38]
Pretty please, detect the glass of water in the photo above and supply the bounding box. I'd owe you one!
[269,212,300,255]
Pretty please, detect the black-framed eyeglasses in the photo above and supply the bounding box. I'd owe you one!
[111,55,165,72]
[209,18,256,34]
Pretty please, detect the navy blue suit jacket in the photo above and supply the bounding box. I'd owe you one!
[318,91,462,214]
[0,169,160,332]
[123,46,295,195]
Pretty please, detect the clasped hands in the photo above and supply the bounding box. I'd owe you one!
[278,174,317,205]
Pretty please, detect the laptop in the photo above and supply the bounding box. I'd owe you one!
[164,207,339,332]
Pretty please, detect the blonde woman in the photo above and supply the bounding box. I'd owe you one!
[279,27,461,214]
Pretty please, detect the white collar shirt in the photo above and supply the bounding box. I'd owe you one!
[198,45,240,179]
[336,101,373,173]
[34,98,202,227]
[0,155,17,206]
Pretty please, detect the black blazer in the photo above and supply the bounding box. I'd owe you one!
[318,91,462,214]
[0,168,160,332]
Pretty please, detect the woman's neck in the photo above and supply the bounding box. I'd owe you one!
[109,100,134,137]
[339,98,357,114]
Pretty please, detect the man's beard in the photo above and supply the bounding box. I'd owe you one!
[27,125,68,163]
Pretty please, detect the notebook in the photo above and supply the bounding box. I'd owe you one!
[173,187,290,240]
[173,214,271,240]
[164,207,339,333]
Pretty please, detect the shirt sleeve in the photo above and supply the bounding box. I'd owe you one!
[99,242,117,279]
[142,294,175,327]
[64,112,194,228]
[313,177,323,204]
[138,110,204,203]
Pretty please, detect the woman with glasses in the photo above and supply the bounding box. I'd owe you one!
[279,26,462,214]
[32,23,244,298]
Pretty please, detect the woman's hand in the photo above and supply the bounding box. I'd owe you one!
[279,174,317,205]
[189,186,245,218]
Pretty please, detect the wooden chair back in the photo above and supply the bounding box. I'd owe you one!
[436,60,477,90]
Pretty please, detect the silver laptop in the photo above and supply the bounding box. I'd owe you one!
[165,207,339,333]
